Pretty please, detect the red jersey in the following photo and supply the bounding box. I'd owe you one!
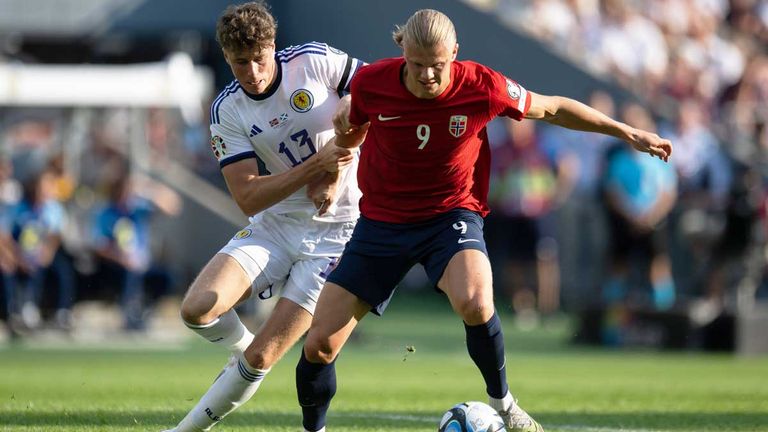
[348,57,531,223]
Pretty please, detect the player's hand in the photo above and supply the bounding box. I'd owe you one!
[336,122,369,148]
[315,140,354,172]
[307,171,339,215]
[628,129,673,162]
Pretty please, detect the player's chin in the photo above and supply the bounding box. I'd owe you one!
[243,82,265,94]
[419,89,441,99]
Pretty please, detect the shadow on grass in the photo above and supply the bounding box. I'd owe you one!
[6,410,768,431]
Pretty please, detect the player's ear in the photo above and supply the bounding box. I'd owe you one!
[452,43,459,61]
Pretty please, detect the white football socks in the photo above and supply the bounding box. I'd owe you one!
[184,309,255,354]
[488,390,515,412]
[175,356,270,432]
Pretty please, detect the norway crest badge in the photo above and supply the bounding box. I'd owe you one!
[449,115,467,138]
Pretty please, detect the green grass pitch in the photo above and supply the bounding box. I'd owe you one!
[2,293,767,431]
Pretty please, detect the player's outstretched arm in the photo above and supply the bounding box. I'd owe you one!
[525,92,672,162]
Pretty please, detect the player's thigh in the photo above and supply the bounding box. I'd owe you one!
[280,256,339,315]
[419,209,493,322]
[304,282,370,363]
[182,225,294,322]
[181,253,253,323]
[244,297,313,369]
[439,249,495,325]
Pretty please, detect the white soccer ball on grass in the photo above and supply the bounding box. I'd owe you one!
[437,401,506,432]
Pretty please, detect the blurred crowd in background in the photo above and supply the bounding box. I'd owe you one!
[1,0,767,346]
[0,109,192,336]
[483,0,768,334]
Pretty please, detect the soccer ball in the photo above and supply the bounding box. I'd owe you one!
[438,401,506,432]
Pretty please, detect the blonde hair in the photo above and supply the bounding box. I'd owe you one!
[392,9,457,49]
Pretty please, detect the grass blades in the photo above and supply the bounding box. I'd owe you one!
[1,293,767,431]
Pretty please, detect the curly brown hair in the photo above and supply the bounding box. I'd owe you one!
[216,1,277,53]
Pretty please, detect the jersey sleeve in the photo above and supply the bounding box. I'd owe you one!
[348,70,369,126]
[306,42,364,98]
[488,69,531,121]
[209,100,257,169]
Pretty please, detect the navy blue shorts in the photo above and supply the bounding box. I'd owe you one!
[326,209,487,315]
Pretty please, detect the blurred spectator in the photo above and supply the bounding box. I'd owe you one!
[46,152,76,204]
[687,53,768,319]
[728,0,768,44]
[487,117,569,321]
[541,90,615,308]
[0,153,20,334]
[0,226,16,334]
[696,159,764,314]
[8,165,76,330]
[598,0,669,93]
[78,110,133,193]
[91,170,181,331]
[0,151,21,208]
[676,7,745,105]
[601,104,678,317]
[660,100,732,296]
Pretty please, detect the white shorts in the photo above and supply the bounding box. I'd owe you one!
[219,211,355,315]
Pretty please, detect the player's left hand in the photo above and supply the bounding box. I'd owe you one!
[307,171,339,216]
[629,129,673,162]
[336,122,369,148]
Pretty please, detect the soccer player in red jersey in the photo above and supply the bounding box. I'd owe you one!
[295,9,672,432]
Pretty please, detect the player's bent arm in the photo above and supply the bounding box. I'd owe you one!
[525,92,672,161]
[331,94,369,149]
[222,153,346,217]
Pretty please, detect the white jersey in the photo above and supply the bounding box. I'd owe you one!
[209,42,364,222]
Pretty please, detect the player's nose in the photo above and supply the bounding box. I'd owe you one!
[248,61,262,79]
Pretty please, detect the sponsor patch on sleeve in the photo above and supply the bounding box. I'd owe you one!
[211,135,227,160]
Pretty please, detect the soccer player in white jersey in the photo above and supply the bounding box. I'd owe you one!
[162,2,366,431]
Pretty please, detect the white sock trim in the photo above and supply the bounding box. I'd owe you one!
[184,309,255,354]
[488,390,515,412]
[236,357,270,383]
[183,316,219,330]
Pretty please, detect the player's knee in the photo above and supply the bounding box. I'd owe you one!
[244,348,274,370]
[454,293,494,325]
[179,292,218,325]
[303,337,337,365]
